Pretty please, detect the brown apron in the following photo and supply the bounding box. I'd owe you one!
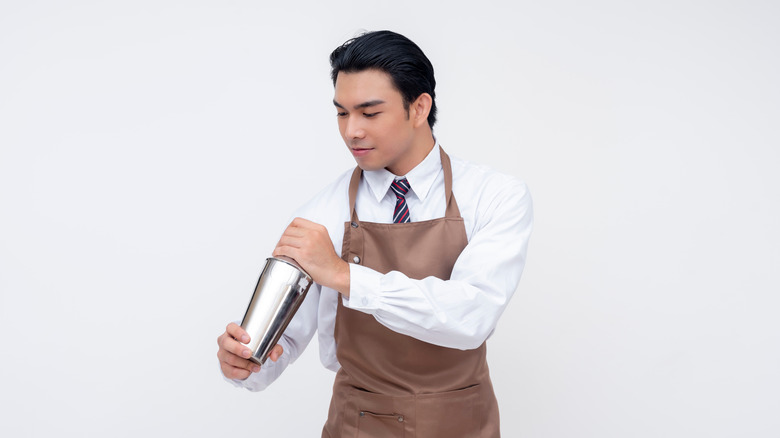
[322,148,500,438]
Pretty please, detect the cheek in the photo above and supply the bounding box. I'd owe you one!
[376,120,400,139]
[380,120,409,143]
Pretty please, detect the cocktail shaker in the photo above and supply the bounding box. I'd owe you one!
[239,256,313,365]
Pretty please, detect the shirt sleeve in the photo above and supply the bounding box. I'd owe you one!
[224,283,321,391]
[344,179,533,350]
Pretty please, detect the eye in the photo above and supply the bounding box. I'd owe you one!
[364,112,380,118]
[336,112,348,117]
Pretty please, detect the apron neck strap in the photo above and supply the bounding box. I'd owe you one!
[348,146,460,221]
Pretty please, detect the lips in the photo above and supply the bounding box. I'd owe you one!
[351,147,373,157]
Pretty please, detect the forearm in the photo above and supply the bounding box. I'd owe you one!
[345,253,525,350]
[344,179,533,349]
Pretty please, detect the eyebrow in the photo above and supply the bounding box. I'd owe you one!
[333,99,386,110]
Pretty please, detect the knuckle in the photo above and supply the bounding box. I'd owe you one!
[222,363,237,378]
[226,367,240,379]
[224,350,249,369]
[230,341,246,356]
[231,355,245,367]
[223,338,236,354]
[234,357,252,372]
[223,352,237,366]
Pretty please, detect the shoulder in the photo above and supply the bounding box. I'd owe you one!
[449,153,531,208]
[447,152,533,239]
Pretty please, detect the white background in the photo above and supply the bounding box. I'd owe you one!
[1,1,778,437]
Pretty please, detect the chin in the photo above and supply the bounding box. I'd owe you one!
[352,157,383,171]
[356,163,382,171]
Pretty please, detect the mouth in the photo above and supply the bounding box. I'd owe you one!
[350,147,373,157]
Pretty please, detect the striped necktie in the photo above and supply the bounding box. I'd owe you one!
[391,178,411,223]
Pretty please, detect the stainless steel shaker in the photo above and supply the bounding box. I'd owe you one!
[239,256,313,365]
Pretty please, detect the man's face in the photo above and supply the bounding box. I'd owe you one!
[333,69,417,175]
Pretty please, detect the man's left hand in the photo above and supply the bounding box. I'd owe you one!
[273,217,350,296]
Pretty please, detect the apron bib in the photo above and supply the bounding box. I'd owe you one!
[322,148,500,438]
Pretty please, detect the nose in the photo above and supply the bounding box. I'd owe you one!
[344,116,365,140]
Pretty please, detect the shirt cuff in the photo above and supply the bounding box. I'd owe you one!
[346,263,383,312]
[222,348,284,392]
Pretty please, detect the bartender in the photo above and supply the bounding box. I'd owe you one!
[217,30,533,437]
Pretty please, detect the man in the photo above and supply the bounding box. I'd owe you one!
[217,30,533,437]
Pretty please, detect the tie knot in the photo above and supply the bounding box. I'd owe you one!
[391,178,410,198]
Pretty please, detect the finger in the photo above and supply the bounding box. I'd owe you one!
[218,347,261,372]
[226,322,250,344]
[268,344,284,362]
[280,221,307,238]
[290,217,316,228]
[221,362,252,380]
[220,332,255,359]
[276,234,305,249]
[273,245,299,261]
[293,219,328,235]
[282,224,308,238]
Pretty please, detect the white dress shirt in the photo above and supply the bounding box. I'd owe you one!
[229,143,533,391]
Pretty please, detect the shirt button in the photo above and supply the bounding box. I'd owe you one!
[398,416,404,422]
[353,256,360,264]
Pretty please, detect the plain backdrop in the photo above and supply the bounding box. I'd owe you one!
[1,1,778,437]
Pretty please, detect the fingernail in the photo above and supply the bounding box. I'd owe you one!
[252,365,261,373]
[242,349,251,358]
[240,335,249,343]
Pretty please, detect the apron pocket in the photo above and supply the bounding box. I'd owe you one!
[415,384,481,438]
[340,385,481,437]
[344,388,411,438]
[357,410,406,437]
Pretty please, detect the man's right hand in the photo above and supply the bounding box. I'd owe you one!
[217,322,284,380]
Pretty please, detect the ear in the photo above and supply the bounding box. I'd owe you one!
[409,93,432,128]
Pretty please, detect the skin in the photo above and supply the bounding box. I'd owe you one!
[217,69,435,380]
[217,323,283,380]
[332,69,434,176]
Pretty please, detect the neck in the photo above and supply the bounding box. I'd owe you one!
[386,129,435,176]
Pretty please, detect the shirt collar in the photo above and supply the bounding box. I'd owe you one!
[362,141,442,203]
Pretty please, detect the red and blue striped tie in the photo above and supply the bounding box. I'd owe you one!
[391,178,411,223]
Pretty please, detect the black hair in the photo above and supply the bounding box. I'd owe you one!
[330,30,438,128]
